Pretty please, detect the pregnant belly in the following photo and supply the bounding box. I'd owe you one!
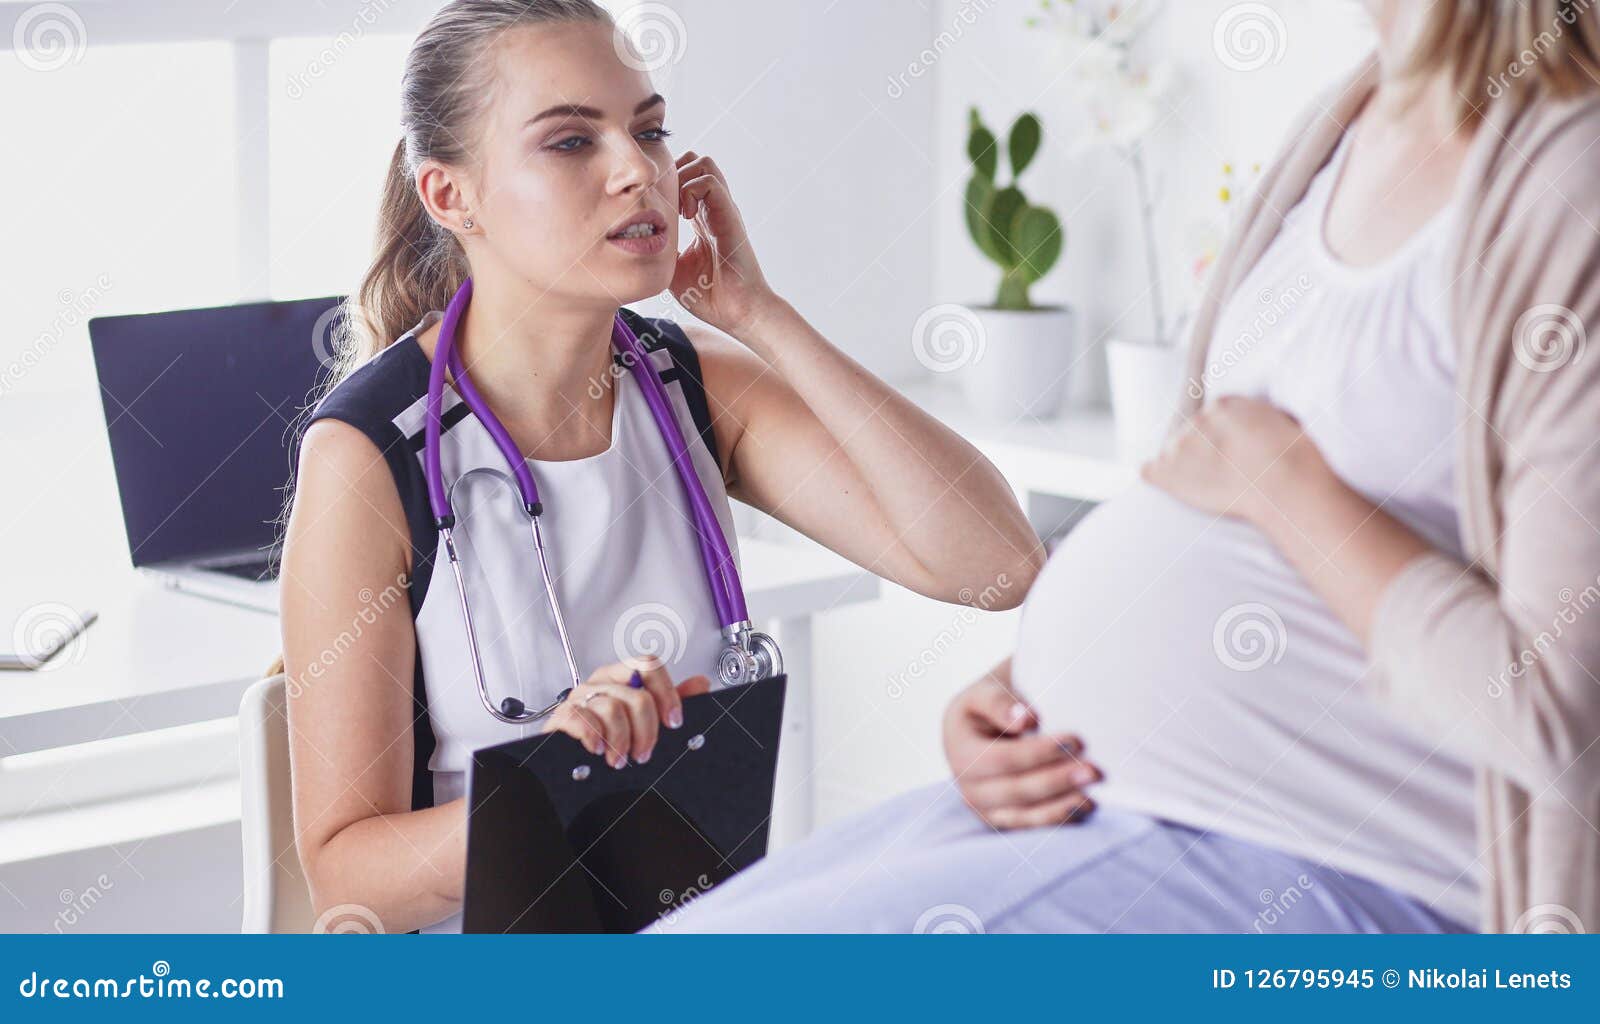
[1010,482,1475,900]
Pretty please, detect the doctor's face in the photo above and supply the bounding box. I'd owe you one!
[468,21,680,308]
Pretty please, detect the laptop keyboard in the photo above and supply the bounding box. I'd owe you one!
[209,559,277,582]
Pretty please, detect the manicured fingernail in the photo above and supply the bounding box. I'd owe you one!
[637,748,652,764]
[628,669,644,689]
[668,707,683,729]
[1008,702,1029,723]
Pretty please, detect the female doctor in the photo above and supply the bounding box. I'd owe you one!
[276,0,1044,935]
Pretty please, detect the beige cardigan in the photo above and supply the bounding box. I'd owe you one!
[1176,54,1600,933]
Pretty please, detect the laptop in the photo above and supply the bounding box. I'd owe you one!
[89,296,343,613]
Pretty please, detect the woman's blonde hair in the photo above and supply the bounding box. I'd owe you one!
[267,0,611,679]
[1402,0,1600,123]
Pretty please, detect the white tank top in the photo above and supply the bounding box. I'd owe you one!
[311,308,739,933]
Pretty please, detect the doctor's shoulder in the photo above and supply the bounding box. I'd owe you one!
[287,339,426,584]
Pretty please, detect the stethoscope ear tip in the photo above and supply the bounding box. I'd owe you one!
[500,697,526,718]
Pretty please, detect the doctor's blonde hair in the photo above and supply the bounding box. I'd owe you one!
[267,0,611,680]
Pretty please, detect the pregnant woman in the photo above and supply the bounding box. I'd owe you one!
[656,0,1600,934]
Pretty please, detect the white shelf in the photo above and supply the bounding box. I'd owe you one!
[899,380,1138,503]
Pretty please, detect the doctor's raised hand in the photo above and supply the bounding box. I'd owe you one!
[669,150,774,336]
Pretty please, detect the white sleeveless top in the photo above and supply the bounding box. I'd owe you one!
[1012,129,1482,927]
[311,309,740,934]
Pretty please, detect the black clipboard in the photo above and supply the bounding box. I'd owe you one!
[462,674,786,933]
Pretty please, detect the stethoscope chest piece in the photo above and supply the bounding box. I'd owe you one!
[717,621,783,688]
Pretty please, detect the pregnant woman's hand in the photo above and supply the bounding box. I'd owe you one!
[1141,395,1334,522]
[542,655,710,770]
[942,657,1101,829]
[670,151,779,336]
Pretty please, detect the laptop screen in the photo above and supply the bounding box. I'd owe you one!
[89,296,343,569]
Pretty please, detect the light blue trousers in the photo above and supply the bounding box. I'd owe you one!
[645,781,1471,934]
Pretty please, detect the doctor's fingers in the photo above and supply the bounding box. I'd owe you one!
[578,682,661,764]
[674,151,727,187]
[543,702,613,762]
[585,657,683,731]
[678,174,737,224]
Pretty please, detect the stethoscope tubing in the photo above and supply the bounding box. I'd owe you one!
[423,276,748,628]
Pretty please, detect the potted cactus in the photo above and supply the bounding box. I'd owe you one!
[958,107,1075,420]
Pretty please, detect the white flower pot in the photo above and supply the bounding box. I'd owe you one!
[953,305,1076,421]
[1107,337,1188,461]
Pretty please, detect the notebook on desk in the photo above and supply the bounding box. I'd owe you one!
[88,296,343,613]
[462,675,787,933]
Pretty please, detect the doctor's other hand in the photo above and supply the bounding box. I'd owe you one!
[670,150,777,337]
[942,657,1100,830]
[542,655,711,770]
[1140,395,1334,523]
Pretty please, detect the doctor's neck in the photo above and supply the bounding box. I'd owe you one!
[431,267,622,458]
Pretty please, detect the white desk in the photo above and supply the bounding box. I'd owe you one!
[900,380,1136,503]
[0,392,878,850]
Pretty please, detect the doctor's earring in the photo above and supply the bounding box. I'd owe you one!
[463,216,474,230]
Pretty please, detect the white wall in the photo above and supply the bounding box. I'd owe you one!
[632,0,941,382]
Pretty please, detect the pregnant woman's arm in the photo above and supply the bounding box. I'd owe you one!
[667,151,1045,604]
[1143,386,1600,805]
[1139,395,1428,645]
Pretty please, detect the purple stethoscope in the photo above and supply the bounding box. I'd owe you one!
[423,278,782,725]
